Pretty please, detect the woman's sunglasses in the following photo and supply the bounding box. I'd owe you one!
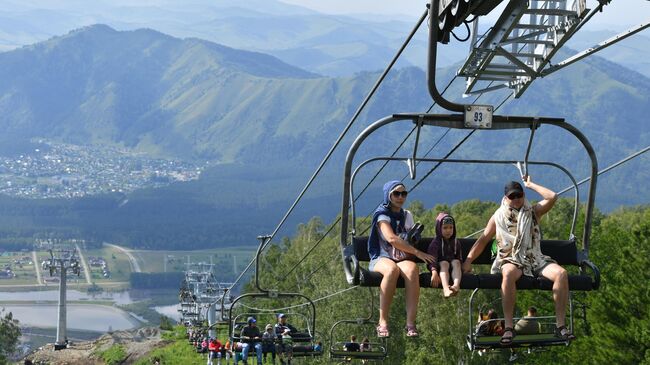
[392,191,408,198]
[507,192,523,200]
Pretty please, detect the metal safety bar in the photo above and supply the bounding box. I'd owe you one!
[349,157,580,241]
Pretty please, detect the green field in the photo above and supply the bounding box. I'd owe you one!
[84,246,132,283]
[132,247,256,274]
[0,245,255,289]
[0,251,38,285]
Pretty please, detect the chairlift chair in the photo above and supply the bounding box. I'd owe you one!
[329,289,388,362]
[227,235,322,358]
[337,2,600,355]
[228,310,321,358]
[467,288,575,351]
[329,319,388,362]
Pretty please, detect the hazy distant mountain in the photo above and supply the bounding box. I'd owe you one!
[0,25,647,249]
[0,25,318,161]
[2,1,646,77]
[0,0,476,75]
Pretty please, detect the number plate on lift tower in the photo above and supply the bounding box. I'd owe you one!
[464,105,493,128]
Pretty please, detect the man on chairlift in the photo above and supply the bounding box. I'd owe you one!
[463,176,576,345]
[274,314,298,365]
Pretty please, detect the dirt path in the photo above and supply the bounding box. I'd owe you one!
[104,243,141,273]
[32,251,43,285]
[75,244,93,284]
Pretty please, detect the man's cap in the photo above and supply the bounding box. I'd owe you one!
[265,324,273,330]
[278,313,287,318]
[504,181,524,196]
[247,317,256,323]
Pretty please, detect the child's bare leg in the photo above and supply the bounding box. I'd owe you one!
[439,261,453,297]
[451,259,462,294]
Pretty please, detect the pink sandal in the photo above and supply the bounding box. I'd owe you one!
[376,325,390,338]
[406,325,419,337]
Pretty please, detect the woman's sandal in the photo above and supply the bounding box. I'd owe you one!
[500,327,515,345]
[406,325,419,337]
[554,325,576,340]
[376,325,390,338]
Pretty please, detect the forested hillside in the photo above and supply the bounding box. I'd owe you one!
[239,200,650,364]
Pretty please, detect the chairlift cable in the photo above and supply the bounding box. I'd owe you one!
[409,88,514,192]
[237,285,361,313]
[225,9,429,293]
[234,7,515,294]
[276,76,461,285]
[356,92,511,236]
[231,4,504,292]
[557,145,650,195]
[279,126,419,281]
[455,145,650,239]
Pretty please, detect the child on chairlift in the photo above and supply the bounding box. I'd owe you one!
[427,212,463,297]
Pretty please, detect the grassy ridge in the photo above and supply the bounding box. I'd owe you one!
[134,326,206,365]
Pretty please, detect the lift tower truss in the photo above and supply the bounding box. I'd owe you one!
[459,0,589,97]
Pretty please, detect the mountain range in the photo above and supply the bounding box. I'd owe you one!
[0,24,647,249]
[1,0,648,77]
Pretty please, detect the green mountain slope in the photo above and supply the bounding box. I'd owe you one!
[0,26,647,249]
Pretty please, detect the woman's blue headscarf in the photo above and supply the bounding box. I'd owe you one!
[367,180,406,260]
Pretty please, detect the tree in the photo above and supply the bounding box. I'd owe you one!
[0,309,21,364]
[246,201,650,364]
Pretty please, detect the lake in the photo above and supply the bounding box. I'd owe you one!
[3,303,139,331]
[0,289,134,304]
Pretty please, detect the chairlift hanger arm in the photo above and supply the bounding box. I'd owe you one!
[428,0,466,112]
[341,113,597,263]
[349,157,580,241]
[228,292,316,343]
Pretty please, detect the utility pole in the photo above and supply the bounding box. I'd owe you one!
[42,247,81,350]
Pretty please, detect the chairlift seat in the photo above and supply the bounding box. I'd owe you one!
[230,324,321,357]
[346,236,599,290]
[330,350,387,360]
[471,333,569,349]
[329,342,387,360]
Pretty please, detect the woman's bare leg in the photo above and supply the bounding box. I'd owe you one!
[396,260,420,327]
[372,258,400,327]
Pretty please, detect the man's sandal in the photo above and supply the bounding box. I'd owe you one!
[376,325,390,338]
[500,327,515,345]
[554,325,576,340]
[406,325,419,337]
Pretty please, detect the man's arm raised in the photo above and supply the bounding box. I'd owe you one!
[523,175,557,218]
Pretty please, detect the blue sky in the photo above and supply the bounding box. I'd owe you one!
[280,0,650,31]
